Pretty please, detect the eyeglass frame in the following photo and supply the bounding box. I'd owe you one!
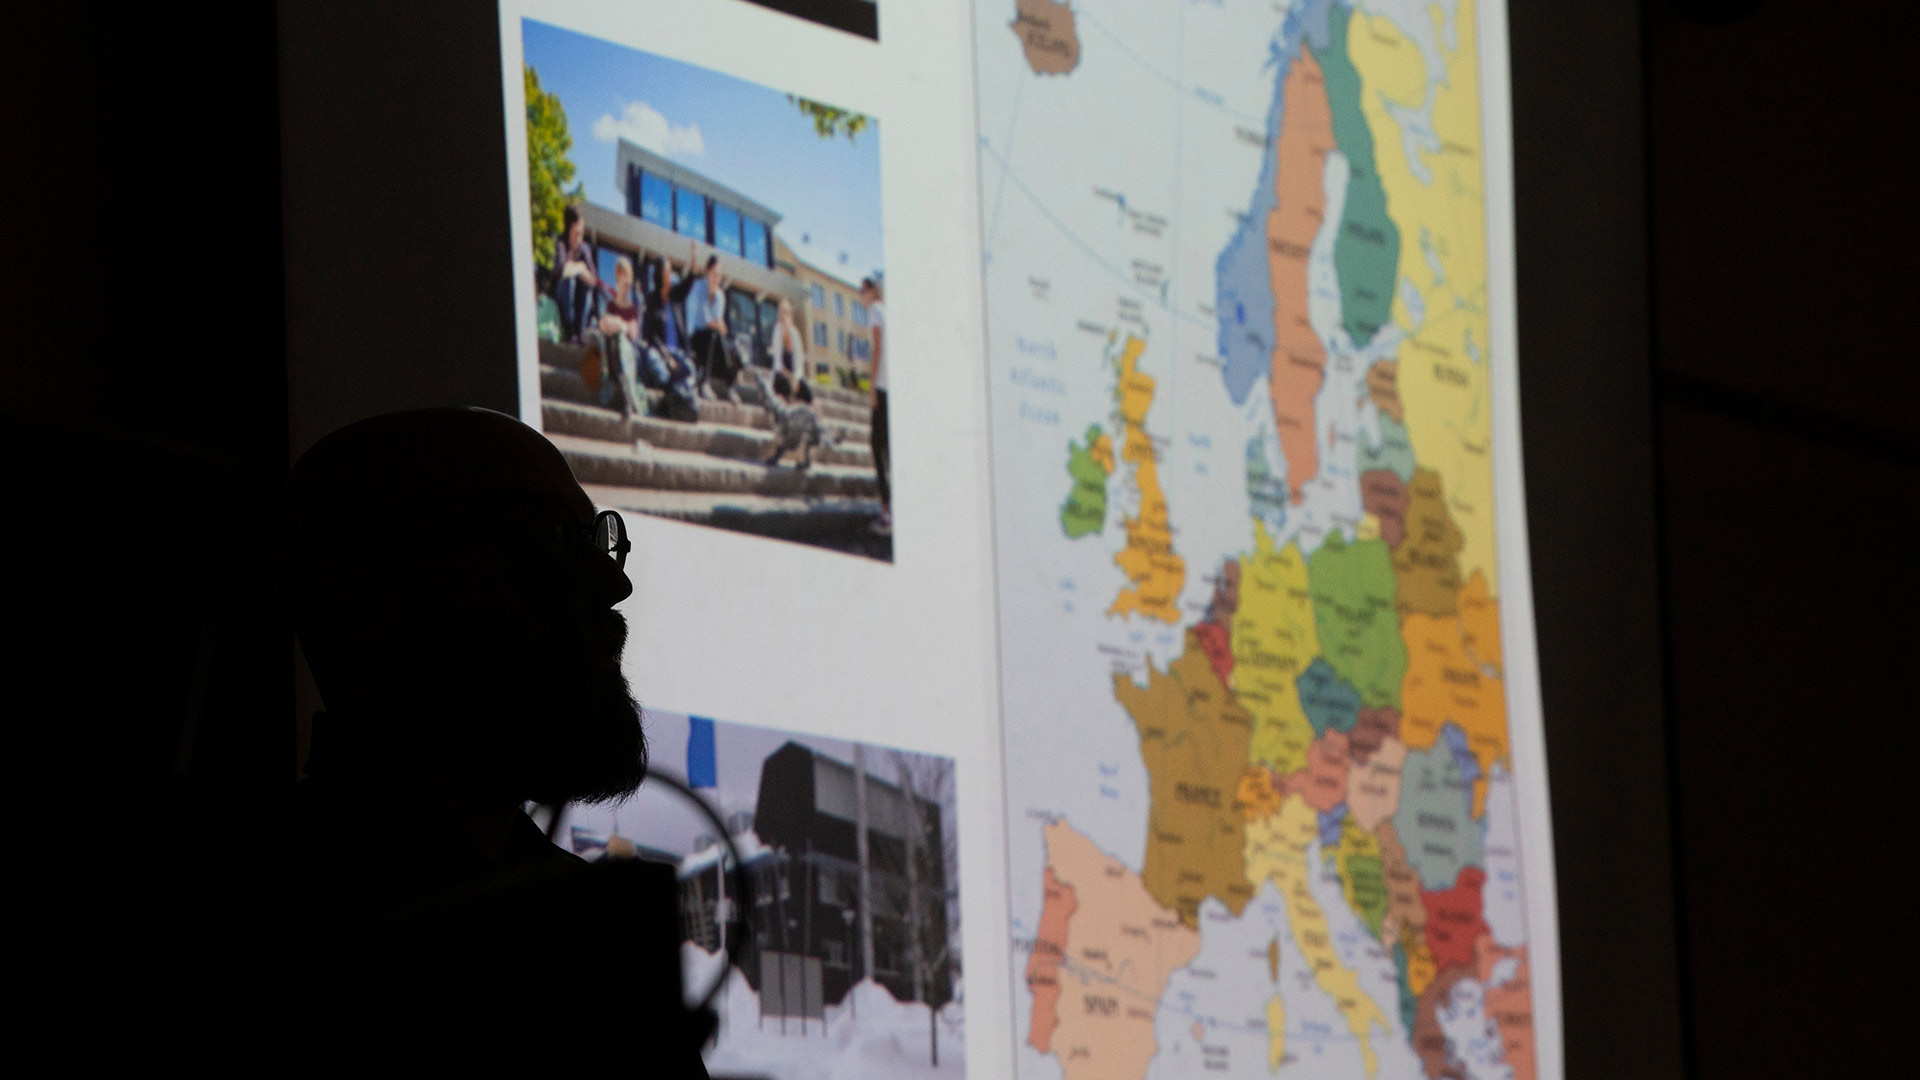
[587,509,631,570]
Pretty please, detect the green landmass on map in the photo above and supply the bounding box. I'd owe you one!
[1314,5,1401,348]
[1060,423,1113,538]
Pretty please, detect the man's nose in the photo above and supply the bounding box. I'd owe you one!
[587,543,634,607]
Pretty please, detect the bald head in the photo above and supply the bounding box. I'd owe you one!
[288,408,585,552]
[284,408,644,805]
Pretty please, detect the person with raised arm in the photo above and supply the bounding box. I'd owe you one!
[683,249,732,399]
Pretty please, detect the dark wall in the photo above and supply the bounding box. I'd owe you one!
[1645,2,1919,1076]
[1511,3,1920,1074]
[276,0,527,756]
[279,0,520,455]
[3,4,289,1063]
[1508,3,1690,1075]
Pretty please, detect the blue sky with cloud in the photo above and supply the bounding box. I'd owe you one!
[524,19,883,281]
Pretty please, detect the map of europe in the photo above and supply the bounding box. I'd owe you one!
[980,1,1538,1076]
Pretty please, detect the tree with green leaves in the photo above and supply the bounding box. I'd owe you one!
[526,64,582,275]
[789,95,872,144]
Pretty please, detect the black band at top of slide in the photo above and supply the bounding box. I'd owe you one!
[739,0,878,41]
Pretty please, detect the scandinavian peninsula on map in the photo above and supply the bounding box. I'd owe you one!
[982,1,1535,1077]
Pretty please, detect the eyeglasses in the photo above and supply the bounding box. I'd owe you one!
[589,509,631,569]
[453,503,632,572]
[542,509,629,570]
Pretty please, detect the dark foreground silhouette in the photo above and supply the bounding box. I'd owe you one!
[239,408,708,1075]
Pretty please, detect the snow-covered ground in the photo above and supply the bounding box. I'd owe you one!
[685,945,967,1079]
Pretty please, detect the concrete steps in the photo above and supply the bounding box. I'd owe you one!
[543,401,874,470]
[551,433,880,499]
[809,382,869,408]
[579,485,890,556]
[539,340,885,552]
[581,484,882,525]
[810,396,871,425]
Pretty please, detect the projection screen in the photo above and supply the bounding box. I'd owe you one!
[496,1,1558,1076]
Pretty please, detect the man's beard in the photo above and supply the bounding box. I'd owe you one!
[466,609,650,807]
[530,662,649,806]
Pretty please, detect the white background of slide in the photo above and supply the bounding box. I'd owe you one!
[498,1,1018,1074]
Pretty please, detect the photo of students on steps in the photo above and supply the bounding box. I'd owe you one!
[523,21,890,560]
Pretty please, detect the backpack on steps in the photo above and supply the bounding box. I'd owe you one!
[659,379,700,424]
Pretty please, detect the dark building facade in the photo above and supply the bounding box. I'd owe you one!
[679,741,954,1013]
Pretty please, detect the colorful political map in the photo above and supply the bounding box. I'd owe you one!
[978,1,1540,1076]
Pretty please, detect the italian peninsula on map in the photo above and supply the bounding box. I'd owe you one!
[985,1,1535,1077]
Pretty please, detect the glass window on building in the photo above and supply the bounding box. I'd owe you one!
[852,301,868,327]
[834,293,844,318]
[674,186,707,241]
[834,329,843,354]
[595,247,625,292]
[726,289,762,353]
[712,202,742,256]
[814,321,827,347]
[743,219,769,267]
[639,171,672,229]
[810,284,825,310]
[758,298,778,345]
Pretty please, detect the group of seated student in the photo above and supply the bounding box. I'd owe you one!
[551,213,819,427]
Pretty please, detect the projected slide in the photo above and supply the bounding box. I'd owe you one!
[520,19,891,561]
[977,1,1551,1077]
[563,709,961,1078]
[497,0,1554,1076]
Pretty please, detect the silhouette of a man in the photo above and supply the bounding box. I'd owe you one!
[259,408,706,1075]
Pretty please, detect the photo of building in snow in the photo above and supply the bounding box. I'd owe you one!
[559,710,962,1078]
[684,741,954,1014]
